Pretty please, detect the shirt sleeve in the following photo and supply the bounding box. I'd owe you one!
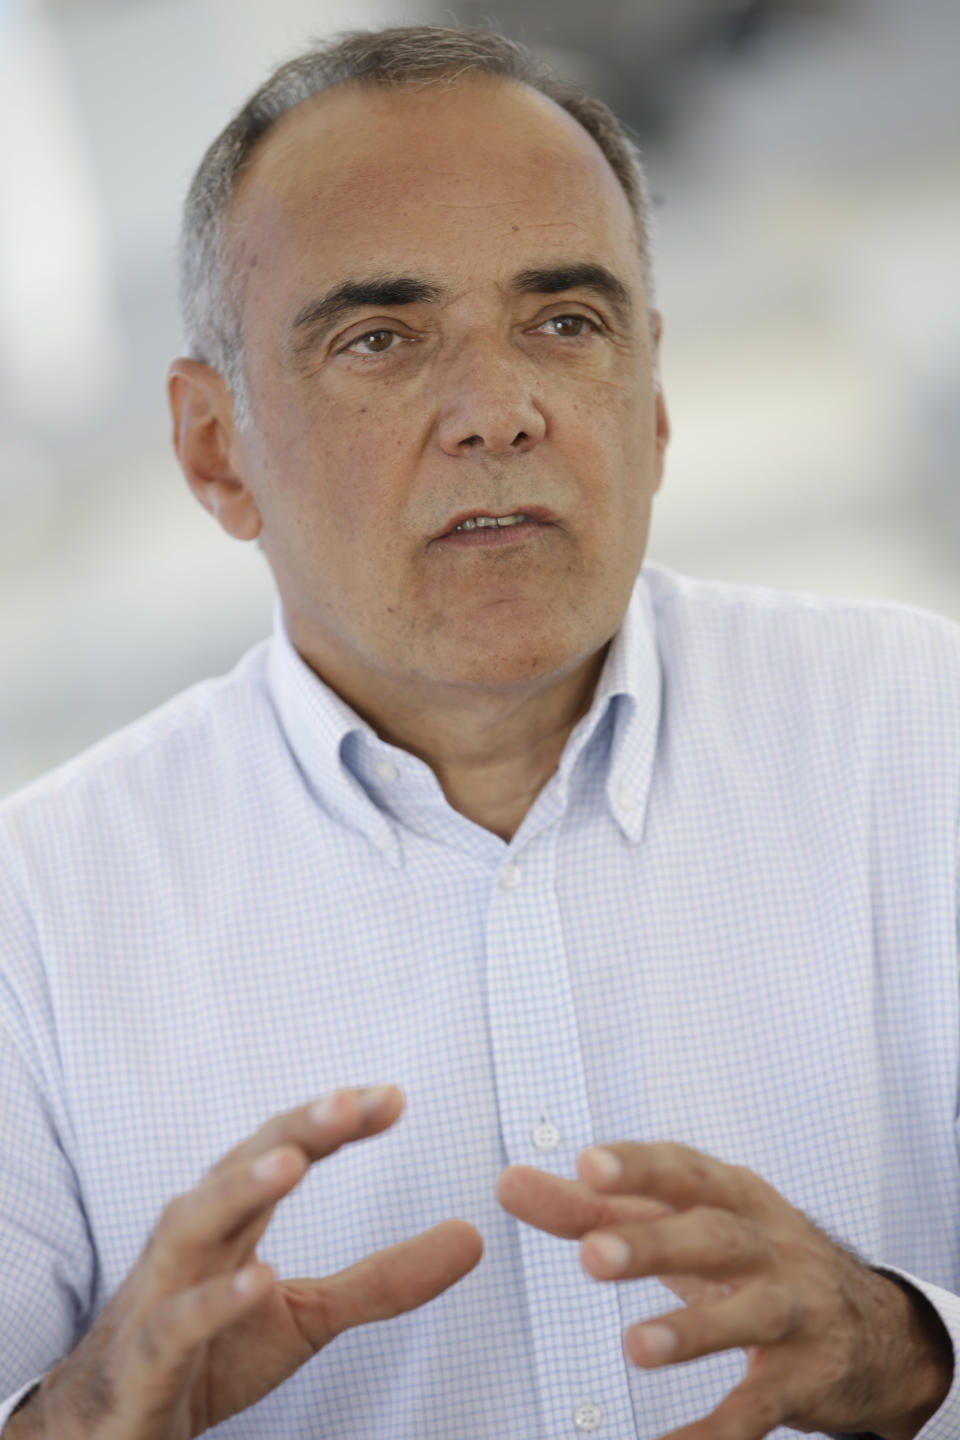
[907,820,960,1434]
[0,1380,43,1433]
[0,832,95,1410]
[907,821,960,1435]
[858,1268,959,1440]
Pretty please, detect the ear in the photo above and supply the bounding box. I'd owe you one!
[649,310,670,493]
[167,358,263,541]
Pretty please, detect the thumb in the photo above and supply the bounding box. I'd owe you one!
[280,1219,483,1350]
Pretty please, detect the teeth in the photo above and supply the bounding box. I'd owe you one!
[455,513,528,532]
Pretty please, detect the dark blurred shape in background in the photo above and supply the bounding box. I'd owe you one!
[452,0,844,140]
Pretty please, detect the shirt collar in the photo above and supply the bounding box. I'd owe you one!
[266,605,403,865]
[266,568,662,855]
[542,568,662,844]
[605,567,662,842]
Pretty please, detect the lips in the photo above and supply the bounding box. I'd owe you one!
[435,505,558,540]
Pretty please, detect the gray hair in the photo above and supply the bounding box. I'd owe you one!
[179,25,655,427]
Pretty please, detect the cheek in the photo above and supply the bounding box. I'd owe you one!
[282,421,421,610]
[260,397,382,519]
[612,391,660,506]
[565,382,653,491]
[310,408,411,539]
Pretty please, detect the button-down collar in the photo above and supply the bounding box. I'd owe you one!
[266,571,662,855]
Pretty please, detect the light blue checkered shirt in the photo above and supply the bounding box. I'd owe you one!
[2,562,960,1439]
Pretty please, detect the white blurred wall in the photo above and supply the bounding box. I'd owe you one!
[650,0,960,616]
[1,0,958,797]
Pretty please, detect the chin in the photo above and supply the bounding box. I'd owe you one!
[426,628,597,694]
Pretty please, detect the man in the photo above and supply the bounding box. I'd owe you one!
[1,23,958,1440]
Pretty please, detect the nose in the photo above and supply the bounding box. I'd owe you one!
[435,336,546,458]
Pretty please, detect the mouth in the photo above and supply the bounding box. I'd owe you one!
[433,505,559,543]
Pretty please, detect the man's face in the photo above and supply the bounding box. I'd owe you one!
[219,77,668,705]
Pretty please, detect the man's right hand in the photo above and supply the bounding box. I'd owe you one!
[10,1085,482,1439]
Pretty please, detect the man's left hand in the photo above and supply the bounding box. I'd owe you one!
[497,1142,953,1440]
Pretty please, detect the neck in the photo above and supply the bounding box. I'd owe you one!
[288,628,609,841]
[392,654,606,841]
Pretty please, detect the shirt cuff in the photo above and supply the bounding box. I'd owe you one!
[0,1377,43,1432]
[868,1265,960,1440]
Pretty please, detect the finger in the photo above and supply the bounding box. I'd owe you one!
[578,1142,770,1218]
[149,1144,309,1283]
[149,1087,404,1284]
[219,1085,404,1171]
[622,1281,800,1369]
[496,1164,673,1239]
[132,1263,276,1381]
[657,1272,735,1308]
[288,1219,483,1350]
[581,1206,769,1283]
[641,1373,787,1440]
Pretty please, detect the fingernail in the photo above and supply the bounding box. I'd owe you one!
[251,1147,286,1181]
[589,1233,631,1275]
[636,1324,676,1363]
[582,1147,623,1185]
[234,1264,266,1295]
[309,1094,338,1127]
[361,1085,393,1116]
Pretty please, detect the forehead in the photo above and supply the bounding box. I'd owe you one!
[227,77,642,301]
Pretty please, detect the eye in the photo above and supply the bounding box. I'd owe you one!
[537,314,601,339]
[344,328,400,355]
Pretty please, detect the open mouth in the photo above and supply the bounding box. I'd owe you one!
[454,513,528,531]
[433,506,558,546]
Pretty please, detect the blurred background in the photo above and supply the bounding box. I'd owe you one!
[1,0,958,797]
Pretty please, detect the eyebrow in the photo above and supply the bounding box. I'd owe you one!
[289,276,443,357]
[508,263,633,328]
[286,261,634,360]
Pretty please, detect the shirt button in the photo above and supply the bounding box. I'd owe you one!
[532,1119,561,1152]
[573,1400,603,1433]
[498,861,521,890]
[374,760,398,783]
[616,783,636,813]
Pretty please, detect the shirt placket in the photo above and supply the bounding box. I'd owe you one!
[485,823,638,1439]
